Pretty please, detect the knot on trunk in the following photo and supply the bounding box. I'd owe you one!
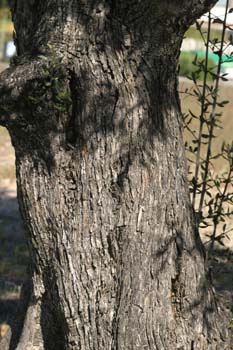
[0,52,71,131]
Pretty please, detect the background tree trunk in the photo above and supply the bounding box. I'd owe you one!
[0,0,230,349]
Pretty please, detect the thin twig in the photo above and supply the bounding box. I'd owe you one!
[198,0,229,216]
[192,12,212,210]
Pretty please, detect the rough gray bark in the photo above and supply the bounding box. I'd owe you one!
[0,0,231,349]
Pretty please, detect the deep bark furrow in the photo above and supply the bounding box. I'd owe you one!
[0,0,231,349]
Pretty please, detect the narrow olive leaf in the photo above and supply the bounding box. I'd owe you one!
[188,109,198,119]
[212,18,223,24]
[183,8,233,252]
[193,89,200,96]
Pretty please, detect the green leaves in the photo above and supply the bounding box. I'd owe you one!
[26,50,72,115]
[182,5,233,251]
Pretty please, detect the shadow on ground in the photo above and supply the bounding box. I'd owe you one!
[208,248,233,311]
[0,189,28,325]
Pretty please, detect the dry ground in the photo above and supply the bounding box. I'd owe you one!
[180,77,233,250]
[0,127,27,326]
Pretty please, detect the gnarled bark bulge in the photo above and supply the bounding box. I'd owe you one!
[0,0,231,349]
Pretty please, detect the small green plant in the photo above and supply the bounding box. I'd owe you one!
[179,51,216,81]
[181,0,233,251]
[228,318,233,329]
[25,45,72,113]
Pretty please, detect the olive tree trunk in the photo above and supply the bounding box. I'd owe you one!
[0,0,230,349]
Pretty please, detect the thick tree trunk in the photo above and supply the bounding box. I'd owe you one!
[0,0,231,349]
